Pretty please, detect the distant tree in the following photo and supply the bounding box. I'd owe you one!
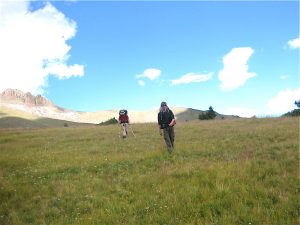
[282,100,300,117]
[199,113,208,120]
[199,106,217,120]
[207,106,217,119]
[282,109,300,117]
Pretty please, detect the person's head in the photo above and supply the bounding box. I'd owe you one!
[161,101,167,111]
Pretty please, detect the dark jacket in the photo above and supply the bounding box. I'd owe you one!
[158,108,175,129]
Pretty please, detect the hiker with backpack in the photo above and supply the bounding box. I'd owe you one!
[119,109,130,138]
[158,101,176,153]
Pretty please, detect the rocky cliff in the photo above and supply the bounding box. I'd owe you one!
[1,88,54,107]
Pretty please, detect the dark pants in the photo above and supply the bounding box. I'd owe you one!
[163,126,175,153]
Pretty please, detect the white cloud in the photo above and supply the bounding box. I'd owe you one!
[288,37,300,49]
[280,75,288,80]
[136,68,161,80]
[225,106,259,118]
[138,80,145,87]
[218,47,256,91]
[0,1,84,94]
[225,88,300,117]
[266,88,300,115]
[46,63,83,79]
[171,72,212,86]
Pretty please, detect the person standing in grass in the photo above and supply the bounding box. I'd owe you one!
[119,109,130,138]
[158,101,176,153]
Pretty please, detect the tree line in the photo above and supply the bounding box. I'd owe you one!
[282,100,300,117]
[199,100,300,120]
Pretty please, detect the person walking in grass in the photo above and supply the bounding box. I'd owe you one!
[158,101,176,153]
[119,109,130,138]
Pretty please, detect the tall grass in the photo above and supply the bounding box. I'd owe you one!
[0,117,299,224]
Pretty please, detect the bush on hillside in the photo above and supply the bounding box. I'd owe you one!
[199,106,217,120]
[98,117,118,126]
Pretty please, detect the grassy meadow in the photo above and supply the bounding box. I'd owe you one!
[0,117,299,225]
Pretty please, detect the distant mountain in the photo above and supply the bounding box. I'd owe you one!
[0,89,240,128]
[1,88,54,107]
[0,88,83,122]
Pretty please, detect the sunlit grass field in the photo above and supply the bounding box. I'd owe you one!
[0,117,299,225]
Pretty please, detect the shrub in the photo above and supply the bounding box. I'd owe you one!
[199,106,217,120]
[98,117,118,125]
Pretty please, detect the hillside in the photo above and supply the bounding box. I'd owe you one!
[0,105,92,128]
[0,117,298,224]
[0,89,240,128]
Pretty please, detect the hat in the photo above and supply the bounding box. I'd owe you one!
[161,101,167,107]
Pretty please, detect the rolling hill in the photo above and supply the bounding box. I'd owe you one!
[0,88,239,128]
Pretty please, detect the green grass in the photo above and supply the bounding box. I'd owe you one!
[0,117,299,224]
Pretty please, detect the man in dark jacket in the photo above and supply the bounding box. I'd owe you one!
[158,101,176,153]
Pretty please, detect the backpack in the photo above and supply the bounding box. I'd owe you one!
[119,109,127,116]
[119,109,129,123]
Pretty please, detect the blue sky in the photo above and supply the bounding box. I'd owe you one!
[0,0,299,117]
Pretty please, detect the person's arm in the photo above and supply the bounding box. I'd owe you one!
[169,118,176,126]
[158,126,163,135]
[169,110,176,126]
[158,113,163,135]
